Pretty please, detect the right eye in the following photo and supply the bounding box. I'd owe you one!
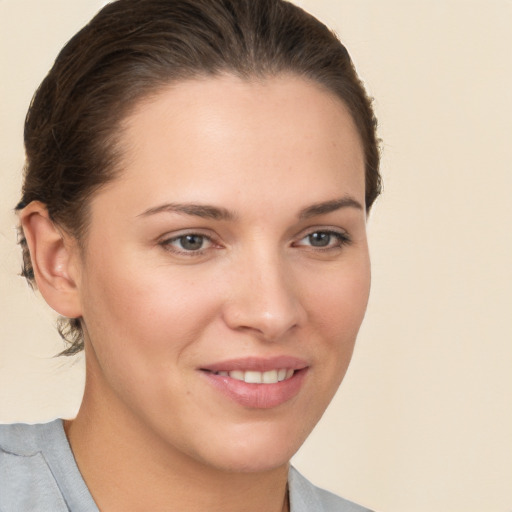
[160,233,214,255]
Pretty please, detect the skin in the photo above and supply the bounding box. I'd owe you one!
[22,74,370,512]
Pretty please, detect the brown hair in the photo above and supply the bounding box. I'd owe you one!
[17,0,381,355]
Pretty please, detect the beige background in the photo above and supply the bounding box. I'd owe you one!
[1,1,511,511]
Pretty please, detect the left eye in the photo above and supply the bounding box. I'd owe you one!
[296,230,349,249]
[162,234,212,252]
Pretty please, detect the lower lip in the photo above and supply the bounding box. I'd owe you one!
[201,369,308,409]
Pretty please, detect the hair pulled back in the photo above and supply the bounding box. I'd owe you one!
[17,0,381,354]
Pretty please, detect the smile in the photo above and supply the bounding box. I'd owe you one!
[200,357,309,408]
[212,369,295,384]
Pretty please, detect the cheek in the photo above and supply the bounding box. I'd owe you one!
[302,256,371,384]
[78,249,221,362]
[306,258,371,335]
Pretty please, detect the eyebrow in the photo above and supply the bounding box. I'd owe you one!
[138,195,363,221]
[138,202,236,221]
[298,196,364,219]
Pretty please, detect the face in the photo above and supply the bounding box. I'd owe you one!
[74,74,370,473]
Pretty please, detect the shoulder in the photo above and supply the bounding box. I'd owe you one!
[289,466,373,512]
[0,420,61,455]
[0,420,79,512]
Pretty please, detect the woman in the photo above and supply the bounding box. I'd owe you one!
[0,0,381,510]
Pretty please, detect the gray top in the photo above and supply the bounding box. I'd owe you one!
[0,421,372,512]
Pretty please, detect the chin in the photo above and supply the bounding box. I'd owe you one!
[208,448,293,474]
[191,422,308,474]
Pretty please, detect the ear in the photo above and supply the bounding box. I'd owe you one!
[19,201,82,319]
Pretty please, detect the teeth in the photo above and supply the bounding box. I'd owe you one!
[215,369,295,383]
[244,371,262,384]
[262,370,278,384]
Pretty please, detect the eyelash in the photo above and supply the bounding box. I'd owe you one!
[159,229,351,257]
[159,232,217,256]
[293,229,352,251]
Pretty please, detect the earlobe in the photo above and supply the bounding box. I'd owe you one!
[19,201,82,319]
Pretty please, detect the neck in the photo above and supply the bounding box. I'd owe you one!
[65,380,290,512]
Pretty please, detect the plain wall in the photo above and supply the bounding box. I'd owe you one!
[1,1,511,511]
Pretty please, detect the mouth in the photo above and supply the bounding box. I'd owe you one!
[205,368,295,384]
[199,357,309,409]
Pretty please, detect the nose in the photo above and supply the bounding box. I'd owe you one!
[222,250,306,342]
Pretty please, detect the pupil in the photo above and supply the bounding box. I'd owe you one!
[181,235,203,250]
[309,232,330,247]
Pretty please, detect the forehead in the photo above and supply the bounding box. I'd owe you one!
[98,74,365,216]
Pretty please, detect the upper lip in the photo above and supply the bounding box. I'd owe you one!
[200,356,309,373]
